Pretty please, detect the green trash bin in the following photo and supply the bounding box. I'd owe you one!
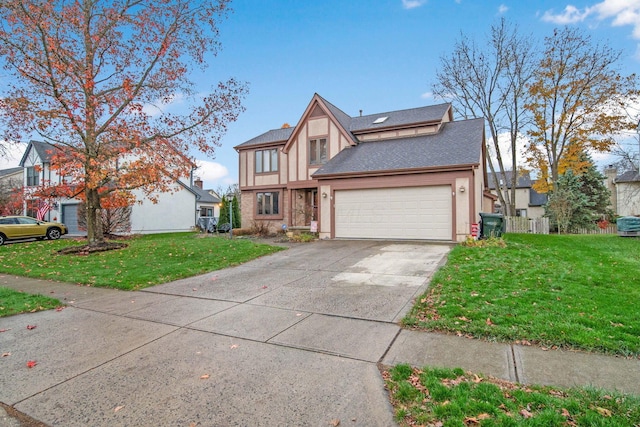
[479,213,505,239]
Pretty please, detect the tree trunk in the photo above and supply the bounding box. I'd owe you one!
[86,187,104,244]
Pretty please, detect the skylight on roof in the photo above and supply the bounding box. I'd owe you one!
[372,116,388,124]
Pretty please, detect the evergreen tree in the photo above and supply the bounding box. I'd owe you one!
[577,153,613,221]
[545,170,590,233]
[232,195,241,228]
[545,153,612,232]
[218,195,230,227]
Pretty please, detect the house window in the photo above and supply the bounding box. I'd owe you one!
[516,209,527,217]
[255,149,278,173]
[200,207,213,217]
[309,138,328,165]
[256,192,279,215]
[26,166,39,186]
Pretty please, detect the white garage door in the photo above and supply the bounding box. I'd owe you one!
[334,186,452,240]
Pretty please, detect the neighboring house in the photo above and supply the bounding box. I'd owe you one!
[0,166,23,190]
[18,140,207,234]
[235,93,490,241]
[604,167,640,217]
[192,179,222,231]
[487,171,547,218]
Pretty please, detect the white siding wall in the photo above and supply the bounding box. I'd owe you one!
[130,183,196,234]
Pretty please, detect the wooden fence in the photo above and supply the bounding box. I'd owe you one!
[572,224,617,235]
[505,216,549,234]
[505,216,618,235]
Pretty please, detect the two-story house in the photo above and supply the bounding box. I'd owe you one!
[604,167,640,217]
[18,140,212,234]
[235,94,490,241]
[487,171,547,218]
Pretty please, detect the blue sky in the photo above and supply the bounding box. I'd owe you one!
[2,0,640,189]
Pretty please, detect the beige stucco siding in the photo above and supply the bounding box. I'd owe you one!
[455,177,470,239]
[254,173,280,187]
[308,117,328,137]
[287,142,297,182]
[279,149,287,183]
[617,183,640,216]
[239,151,247,187]
[357,125,439,141]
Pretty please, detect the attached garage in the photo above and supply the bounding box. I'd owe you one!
[334,186,452,240]
[61,203,80,235]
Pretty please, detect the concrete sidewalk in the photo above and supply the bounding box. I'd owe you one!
[1,240,639,426]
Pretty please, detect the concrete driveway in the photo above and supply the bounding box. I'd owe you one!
[0,240,450,427]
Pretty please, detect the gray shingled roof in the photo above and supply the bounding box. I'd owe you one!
[617,170,640,182]
[0,167,23,177]
[235,95,453,149]
[192,186,221,203]
[487,171,532,189]
[235,127,294,148]
[529,184,548,206]
[312,118,484,177]
[19,140,58,166]
[350,103,451,132]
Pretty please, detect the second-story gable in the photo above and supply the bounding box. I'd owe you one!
[281,95,358,185]
[19,140,62,188]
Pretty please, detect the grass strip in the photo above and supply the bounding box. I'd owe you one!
[403,234,640,356]
[384,364,640,426]
[0,287,62,317]
[0,233,284,290]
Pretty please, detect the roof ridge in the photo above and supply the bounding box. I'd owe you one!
[358,102,452,120]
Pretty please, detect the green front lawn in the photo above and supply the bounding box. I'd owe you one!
[385,364,640,426]
[0,233,284,290]
[403,234,640,357]
[0,287,62,317]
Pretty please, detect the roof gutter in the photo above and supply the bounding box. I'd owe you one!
[313,163,479,180]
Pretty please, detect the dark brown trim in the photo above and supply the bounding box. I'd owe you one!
[235,140,286,152]
[254,189,284,220]
[351,120,442,135]
[314,163,478,180]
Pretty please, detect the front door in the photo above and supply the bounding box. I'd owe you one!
[308,189,318,223]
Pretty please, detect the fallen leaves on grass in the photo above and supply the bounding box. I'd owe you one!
[519,409,533,419]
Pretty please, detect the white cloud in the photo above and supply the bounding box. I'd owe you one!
[542,5,589,24]
[402,0,427,10]
[542,1,640,39]
[498,4,509,14]
[0,141,27,170]
[420,91,433,99]
[194,159,229,188]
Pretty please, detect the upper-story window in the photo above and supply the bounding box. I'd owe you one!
[26,166,39,186]
[309,138,328,165]
[255,149,278,173]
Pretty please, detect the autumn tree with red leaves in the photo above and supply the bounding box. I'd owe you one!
[0,0,247,245]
